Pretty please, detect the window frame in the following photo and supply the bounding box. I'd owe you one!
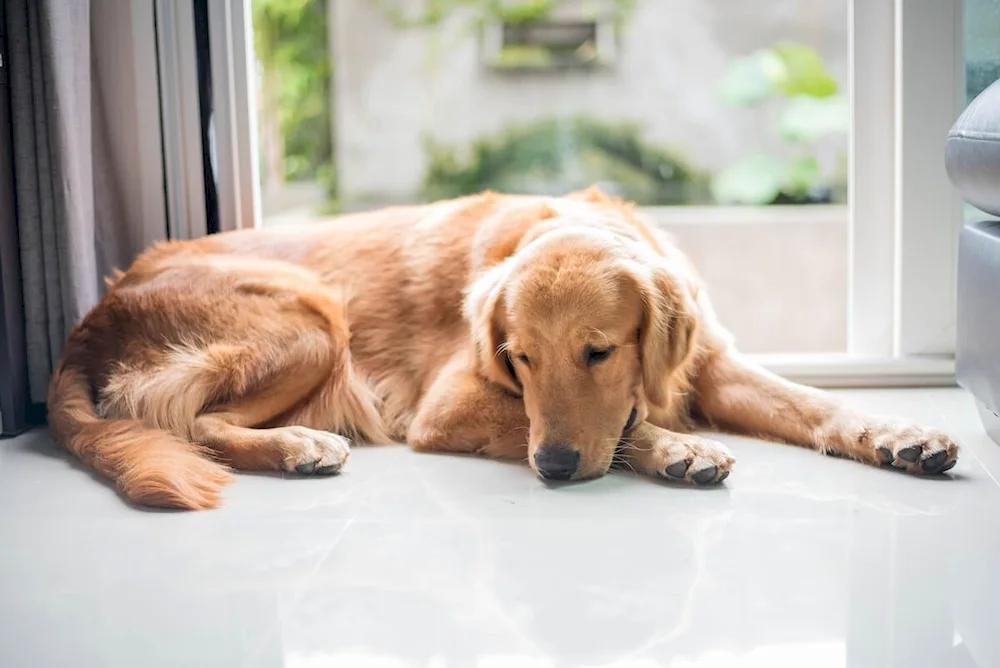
[839,0,963,382]
[182,0,965,386]
[155,0,210,240]
[762,0,964,386]
[205,0,261,232]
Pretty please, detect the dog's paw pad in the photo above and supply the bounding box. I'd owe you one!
[691,466,718,485]
[664,460,690,479]
[921,450,948,472]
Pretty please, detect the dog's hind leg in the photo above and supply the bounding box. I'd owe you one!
[101,263,383,475]
[188,335,351,475]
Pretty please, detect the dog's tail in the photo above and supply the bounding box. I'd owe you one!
[47,359,233,510]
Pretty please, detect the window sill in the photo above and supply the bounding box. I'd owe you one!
[751,353,956,388]
[641,204,847,227]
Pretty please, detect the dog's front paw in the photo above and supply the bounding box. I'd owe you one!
[862,420,958,475]
[651,434,735,485]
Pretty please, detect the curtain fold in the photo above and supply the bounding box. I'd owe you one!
[5,0,138,405]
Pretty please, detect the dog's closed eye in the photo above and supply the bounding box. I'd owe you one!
[586,345,615,366]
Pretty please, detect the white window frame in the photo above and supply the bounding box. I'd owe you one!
[206,0,262,232]
[154,0,209,241]
[784,0,965,386]
[745,0,965,386]
[156,0,965,387]
[760,0,964,387]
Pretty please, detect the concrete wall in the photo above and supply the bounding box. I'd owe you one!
[657,209,847,354]
[331,0,848,206]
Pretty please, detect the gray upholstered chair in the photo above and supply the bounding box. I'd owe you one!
[948,78,1000,445]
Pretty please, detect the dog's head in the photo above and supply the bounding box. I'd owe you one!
[465,197,700,481]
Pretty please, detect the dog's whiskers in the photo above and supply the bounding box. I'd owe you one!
[612,455,638,474]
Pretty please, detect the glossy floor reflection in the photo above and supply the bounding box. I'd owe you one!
[1,389,999,668]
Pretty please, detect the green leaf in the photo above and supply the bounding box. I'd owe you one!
[778,95,849,143]
[711,154,787,205]
[771,41,838,98]
[496,0,555,25]
[718,50,784,106]
[786,156,820,195]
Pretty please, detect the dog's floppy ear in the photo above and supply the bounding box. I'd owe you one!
[627,261,699,407]
[473,202,559,268]
[463,261,521,395]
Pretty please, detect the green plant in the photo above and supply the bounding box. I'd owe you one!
[252,0,335,193]
[368,0,636,30]
[368,0,636,71]
[421,117,709,205]
[713,41,848,205]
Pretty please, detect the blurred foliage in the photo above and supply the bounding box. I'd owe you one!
[252,0,334,185]
[422,117,709,205]
[495,44,556,68]
[714,41,848,205]
[368,0,636,29]
[372,1,632,73]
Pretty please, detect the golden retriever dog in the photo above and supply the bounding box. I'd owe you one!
[47,188,959,509]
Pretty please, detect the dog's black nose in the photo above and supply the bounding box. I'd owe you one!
[534,444,580,481]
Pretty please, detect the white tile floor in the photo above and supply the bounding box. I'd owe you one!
[1,388,999,668]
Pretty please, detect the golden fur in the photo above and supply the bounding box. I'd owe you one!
[47,189,960,509]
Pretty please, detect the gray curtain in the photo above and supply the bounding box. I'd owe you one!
[5,0,134,404]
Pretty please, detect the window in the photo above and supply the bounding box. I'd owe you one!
[964,0,1000,224]
[188,0,965,384]
[966,0,1000,104]
[250,0,851,356]
[483,18,617,71]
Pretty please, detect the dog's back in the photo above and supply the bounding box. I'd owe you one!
[46,193,515,507]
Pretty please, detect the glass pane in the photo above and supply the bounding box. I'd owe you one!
[966,0,1000,104]
[964,0,1000,223]
[251,0,849,354]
